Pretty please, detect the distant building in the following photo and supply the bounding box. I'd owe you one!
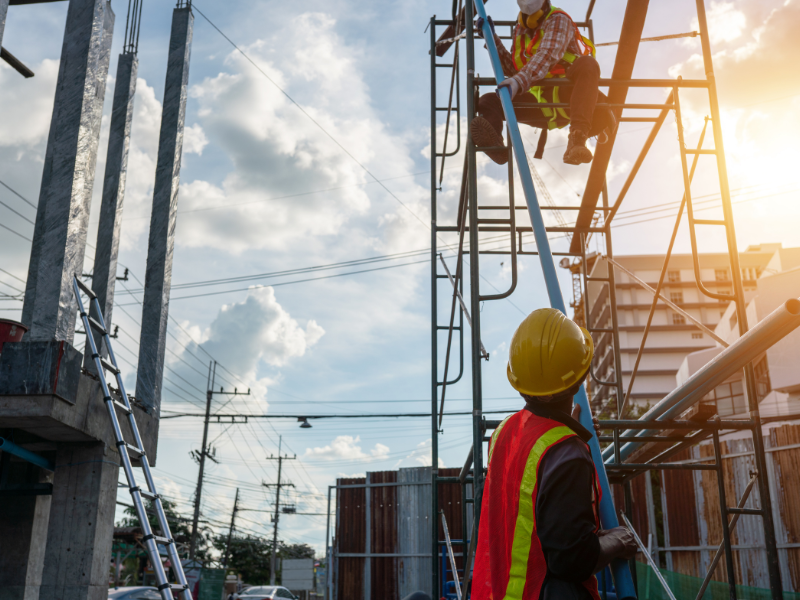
[571,243,800,413]
[678,245,800,418]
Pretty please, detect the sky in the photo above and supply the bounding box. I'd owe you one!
[0,0,799,557]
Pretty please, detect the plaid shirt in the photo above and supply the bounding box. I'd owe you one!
[493,12,582,91]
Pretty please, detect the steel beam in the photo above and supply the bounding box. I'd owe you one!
[86,50,137,369]
[136,6,193,416]
[569,0,650,255]
[22,0,113,343]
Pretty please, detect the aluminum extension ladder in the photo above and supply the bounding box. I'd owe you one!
[72,276,191,600]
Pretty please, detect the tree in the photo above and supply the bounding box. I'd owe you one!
[213,536,315,584]
[117,498,213,562]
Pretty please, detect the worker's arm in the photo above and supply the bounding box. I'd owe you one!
[536,440,601,583]
[492,32,518,78]
[510,13,573,92]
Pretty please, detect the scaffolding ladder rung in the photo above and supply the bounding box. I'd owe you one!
[140,489,159,500]
[105,396,132,415]
[693,219,726,226]
[118,441,145,457]
[100,357,119,374]
[727,507,763,516]
[477,218,511,225]
[86,315,107,335]
[74,277,96,299]
[684,148,717,155]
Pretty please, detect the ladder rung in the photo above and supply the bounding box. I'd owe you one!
[684,149,717,154]
[154,535,173,545]
[478,218,511,225]
[169,584,189,591]
[100,357,119,374]
[693,219,726,226]
[118,441,145,456]
[140,489,159,500]
[74,277,96,299]
[588,277,611,282]
[106,397,132,415]
[87,316,107,335]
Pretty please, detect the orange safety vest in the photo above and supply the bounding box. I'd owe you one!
[512,7,596,129]
[472,410,602,600]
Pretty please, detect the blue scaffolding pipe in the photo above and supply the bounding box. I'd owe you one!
[0,437,55,471]
[473,2,636,597]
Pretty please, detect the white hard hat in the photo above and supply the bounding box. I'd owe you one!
[517,0,546,13]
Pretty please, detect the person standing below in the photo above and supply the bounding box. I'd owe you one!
[471,308,637,600]
[471,0,616,166]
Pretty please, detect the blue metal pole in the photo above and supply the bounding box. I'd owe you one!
[472,2,636,597]
[0,437,55,471]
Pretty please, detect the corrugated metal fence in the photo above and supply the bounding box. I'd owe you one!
[331,467,471,600]
[619,423,800,592]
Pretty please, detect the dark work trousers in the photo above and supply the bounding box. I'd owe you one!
[478,56,614,137]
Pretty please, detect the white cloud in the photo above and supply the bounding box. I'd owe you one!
[174,12,429,255]
[183,123,209,156]
[690,2,747,45]
[198,286,323,373]
[304,435,390,460]
[401,438,445,468]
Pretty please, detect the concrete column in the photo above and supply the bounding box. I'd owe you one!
[21,0,113,344]
[0,453,54,600]
[40,443,120,600]
[86,50,138,369]
[0,0,9,49]
[136,7,193,416]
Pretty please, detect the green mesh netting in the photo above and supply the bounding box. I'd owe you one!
[633,561,800,600]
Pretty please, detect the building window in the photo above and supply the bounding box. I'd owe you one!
[703,381,747,416]
[668,270,681,283]
[692,333,704,339]
[754,356,771,401]
[672,313,686,325]
[715,269,729,281]
[670,291,684,305]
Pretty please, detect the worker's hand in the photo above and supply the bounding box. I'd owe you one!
[475,16,495,39]
[497,77,521,101]
[600,526,638,559]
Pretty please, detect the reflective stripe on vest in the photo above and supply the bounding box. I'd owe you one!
[511,7,596,129]
[504,424,575,600]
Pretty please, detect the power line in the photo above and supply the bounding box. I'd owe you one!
[0,178,36,209]
[116,258,430,304]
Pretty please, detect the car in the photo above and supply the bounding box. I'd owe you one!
[238,585,299,600]
[108,587,162,600]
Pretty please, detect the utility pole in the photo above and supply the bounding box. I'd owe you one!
[263,436,296,585]
[189,361,250,560]
[222,488,239,568]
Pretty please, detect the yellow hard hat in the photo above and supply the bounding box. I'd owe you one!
[507,308,594,397]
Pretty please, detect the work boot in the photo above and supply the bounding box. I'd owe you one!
[471,116,508,165]
[563,129,593,165]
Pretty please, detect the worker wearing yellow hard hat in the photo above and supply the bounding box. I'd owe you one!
[472,308,637,600]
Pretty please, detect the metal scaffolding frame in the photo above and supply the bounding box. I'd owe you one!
[429,1,788,598]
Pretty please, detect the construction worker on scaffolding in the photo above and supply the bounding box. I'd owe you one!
[471,0,616,166]
[472,308,637,600]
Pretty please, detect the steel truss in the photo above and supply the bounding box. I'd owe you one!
[429,1,786,599]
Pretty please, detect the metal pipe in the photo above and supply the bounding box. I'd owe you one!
[621,513,677,600]
[430,17,441,600]
[604,298,800,462]
[0,437,54,472]
[474,2,635,597]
